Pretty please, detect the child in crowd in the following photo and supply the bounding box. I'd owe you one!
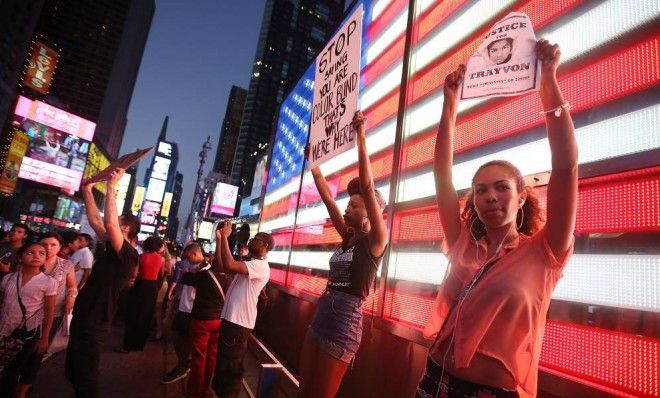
[0,242,57,397]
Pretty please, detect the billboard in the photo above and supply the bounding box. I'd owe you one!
[23,40,59,95]
[140,200,161,226]
[161,192,173,217]
[0,131,30,195]
[131,186,145,215]
[115,173,131,213]
[13,96,95,192]
[84,143,111,194]
[151,156,171,180]
[53,196,83,223]
[145,178,166,202]
[210,182,238,216]
[158,141,172,157]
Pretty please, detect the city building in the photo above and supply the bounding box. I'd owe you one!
[0,0,46,131]
[230,0,345,199]
[30,0,154,157]
[139,116,180,239]
[212,85,247,180]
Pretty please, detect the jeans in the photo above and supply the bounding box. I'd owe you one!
[212,320,251,398]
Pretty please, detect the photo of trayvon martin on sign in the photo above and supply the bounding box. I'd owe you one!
[309,4,363,169]
[461,13,540,100]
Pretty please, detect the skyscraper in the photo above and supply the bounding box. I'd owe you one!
[230,0,344,198]
[213,85,247,179]
[31,0,154,157]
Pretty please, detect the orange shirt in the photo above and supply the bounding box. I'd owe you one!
[137,252,164,281]
[424,225,573,397]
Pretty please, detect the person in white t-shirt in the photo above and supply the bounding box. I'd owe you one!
[212,222,272,398]
[70,234,94,289]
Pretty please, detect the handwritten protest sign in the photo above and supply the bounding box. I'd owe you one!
[82,146,153,184]
[308,4,363,169]
[461,13,540,100]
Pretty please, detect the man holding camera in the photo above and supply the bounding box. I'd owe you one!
[212,221,273,398]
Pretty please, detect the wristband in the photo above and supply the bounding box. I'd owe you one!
[539,101,571,117]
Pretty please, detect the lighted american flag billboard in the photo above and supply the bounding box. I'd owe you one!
[259,1,660,396]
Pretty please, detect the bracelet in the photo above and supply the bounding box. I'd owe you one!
[539,101,571,117]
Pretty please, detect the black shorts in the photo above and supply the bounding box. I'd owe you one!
[171,310,191,335]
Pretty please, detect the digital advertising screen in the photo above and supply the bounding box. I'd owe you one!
[131,186,145,215]
[151,156,171,180]
[53,196,82,223]
[160,192,173,217]
[140,200,161,226]
[210,182,238,216]
[13,96,95,192]
[145,177,166,202]
[157,141,172,157]
[115,173,131,213]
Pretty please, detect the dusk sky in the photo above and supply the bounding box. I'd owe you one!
[120,0,265,234]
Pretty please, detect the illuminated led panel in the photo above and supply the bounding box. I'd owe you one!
[365,9,408,64]
[286,269,328,296]
[267,250,290,266]
[269,267,286,285]
[361,63,403,110]
[383,290,435,328]
[388,251,448,284]
[394,166,660,241]
[292,224,342,246]
[290,251,333,270]
[366,0,407,41]
[540,321,659,397]
[410,0,515,74]
[260,213,296,233]
[405,0,649,114]
[438,37,660,153]
[270,230,293,249]
[554,255,660,311]
[397,104,660,201]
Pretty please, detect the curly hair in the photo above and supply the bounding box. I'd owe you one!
[461,160,544,240]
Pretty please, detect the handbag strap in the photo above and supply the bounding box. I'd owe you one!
[15,273,27,321]
[207,270,225,301]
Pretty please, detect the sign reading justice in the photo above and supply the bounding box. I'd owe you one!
[308,4,363,169]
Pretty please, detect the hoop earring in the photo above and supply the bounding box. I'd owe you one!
[517,207,524,230]
[469,214,485,242]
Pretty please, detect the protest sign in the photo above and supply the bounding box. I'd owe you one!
[461,13,540,100]
[308,4,363,169]
[82,146,153,184]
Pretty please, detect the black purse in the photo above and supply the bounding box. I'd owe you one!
[0,274,40,372]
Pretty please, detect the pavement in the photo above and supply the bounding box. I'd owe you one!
[30,323,253,397]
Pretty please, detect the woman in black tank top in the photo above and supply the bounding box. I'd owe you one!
[298,111,389,398]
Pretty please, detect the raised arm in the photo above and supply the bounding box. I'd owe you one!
[353,112,388,257]
[216,222,248,275]
[537,40,578,258]
[309,165,347,237]
[104,168,125,254]
[81,182,106,242]
[434,66,465,249]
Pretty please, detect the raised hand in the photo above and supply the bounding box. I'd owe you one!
[443,64,466,106]
[352,111,365,138]
[107,168,125,189]
[536,39,561,80]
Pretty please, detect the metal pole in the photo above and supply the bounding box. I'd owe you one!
[184,136,212,241]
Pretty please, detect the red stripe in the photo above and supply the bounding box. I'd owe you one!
[366,0,408,42]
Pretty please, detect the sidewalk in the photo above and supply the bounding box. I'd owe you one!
[30,323,253,397]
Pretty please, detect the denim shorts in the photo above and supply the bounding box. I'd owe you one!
[309,289,364,363]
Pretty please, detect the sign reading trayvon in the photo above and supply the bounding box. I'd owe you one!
[461,13,540,100]
[309,4,363,169]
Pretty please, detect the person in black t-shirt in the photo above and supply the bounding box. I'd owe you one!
[65,168,140,398]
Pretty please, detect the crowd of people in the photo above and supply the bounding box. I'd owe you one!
[0,40,575,398]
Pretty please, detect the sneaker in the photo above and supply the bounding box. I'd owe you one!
[161,367,190,384]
